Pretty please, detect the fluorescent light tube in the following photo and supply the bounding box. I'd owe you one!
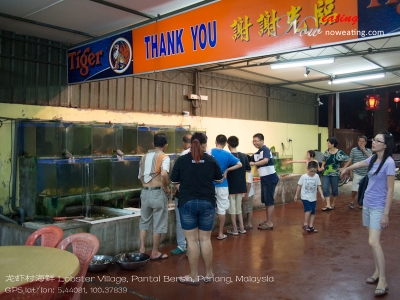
[332,73,385,84]
[270,58,334,69]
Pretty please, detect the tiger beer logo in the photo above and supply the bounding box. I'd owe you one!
[109,38,132,74]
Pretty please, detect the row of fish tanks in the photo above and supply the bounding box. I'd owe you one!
[17,120,293,225]
[18,120,199,224]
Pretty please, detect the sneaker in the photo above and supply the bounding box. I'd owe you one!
[171,246,186,255]
[349,203,355,209]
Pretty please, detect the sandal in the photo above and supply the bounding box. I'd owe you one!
[259,221,267,226]
[302,225,310,232]
[322,207,332,211]
[258,224,273,230]
[366,277,379,284]
[309,227,318,233]
[244,225,253,230]
[349,203,354,209]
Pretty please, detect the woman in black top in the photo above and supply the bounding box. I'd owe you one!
[170,132,223,285]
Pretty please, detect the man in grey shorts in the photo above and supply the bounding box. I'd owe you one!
[343,135,372,209]
[138,133,171,260]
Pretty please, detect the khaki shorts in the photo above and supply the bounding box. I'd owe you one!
[352,173,364,192]
[139,188,168,233]
[242,195,253,214]
[228,194,244,215]
[215,187,229,215]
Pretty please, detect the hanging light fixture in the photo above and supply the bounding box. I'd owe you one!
[365,94,380,111]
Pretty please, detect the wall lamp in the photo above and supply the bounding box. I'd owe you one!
[270,57,334,69]
[330,73,385,84]
[304,67,310,77]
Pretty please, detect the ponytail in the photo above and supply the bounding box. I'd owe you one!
[190,132,207,163]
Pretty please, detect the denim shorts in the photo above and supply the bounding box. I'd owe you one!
[302,200,316,215]
[261,182,277,206]
[322,176,339,197]
[363,206,384,230]
[179,200,215,231]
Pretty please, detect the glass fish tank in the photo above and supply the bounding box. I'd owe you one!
[92,123,115,156]
[18,122,63,157]
[274,157,293,175]
[64,123,92,156]
[37,159,57,196]
[112,157,141,190]
[250,157,293,178]
[120,124,138,155]
[157,127,175,154]
[91,158,112,193]
[137,126,154,154]
[56,159,85,196]
[175,127,191,153]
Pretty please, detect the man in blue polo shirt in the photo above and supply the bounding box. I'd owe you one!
[250,133,279,230]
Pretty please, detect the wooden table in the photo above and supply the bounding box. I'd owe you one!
[0,245,80,292]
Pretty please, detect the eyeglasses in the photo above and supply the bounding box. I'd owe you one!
[372,138,385,144]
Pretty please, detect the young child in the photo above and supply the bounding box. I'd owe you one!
[294,161,325,233]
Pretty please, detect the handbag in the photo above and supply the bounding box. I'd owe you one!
[357,158,374,206]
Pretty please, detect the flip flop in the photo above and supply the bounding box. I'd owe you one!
[366,277,379,284]
[227,230,239,236]
[203,273,215,283]
[178,275,200,285]
[150,253,168,260]
[322,207,332,211]
[216,234,227,240]
[374,287,388,296]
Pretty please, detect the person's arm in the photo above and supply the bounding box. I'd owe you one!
[340,160,368,177]
[360,145,372,158]
[318,161,326,172]
[381,175,395,228]
[250,158,269,167]
[294,184,301,202]
[342,158,353,169]
[317,185,325,201]
[286,160,307,164]
[224,161,242,178]
[160,169,170,194]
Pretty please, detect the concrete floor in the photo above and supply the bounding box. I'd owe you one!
[81,182,400,300]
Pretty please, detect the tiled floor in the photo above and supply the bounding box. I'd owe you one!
[81,193,400,300]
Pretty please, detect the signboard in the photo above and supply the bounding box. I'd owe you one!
[68,0,400,84]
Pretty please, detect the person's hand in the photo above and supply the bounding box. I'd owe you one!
[250,162,255,166]
[223,170,228,178]
[340,167,349,178]
[294,195,298,202]
[243,194,248,201]
[381,214,389,228]
[359,145,366,153]
[164,186,170,195]
[321,196,325,201]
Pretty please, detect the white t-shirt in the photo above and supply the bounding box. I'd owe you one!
[297,173,321,202]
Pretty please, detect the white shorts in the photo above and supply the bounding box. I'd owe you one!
[352,173,364,192]
[215,187,229,215]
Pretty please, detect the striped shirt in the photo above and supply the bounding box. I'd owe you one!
[350,147,372,176]
[138,150,170,184]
